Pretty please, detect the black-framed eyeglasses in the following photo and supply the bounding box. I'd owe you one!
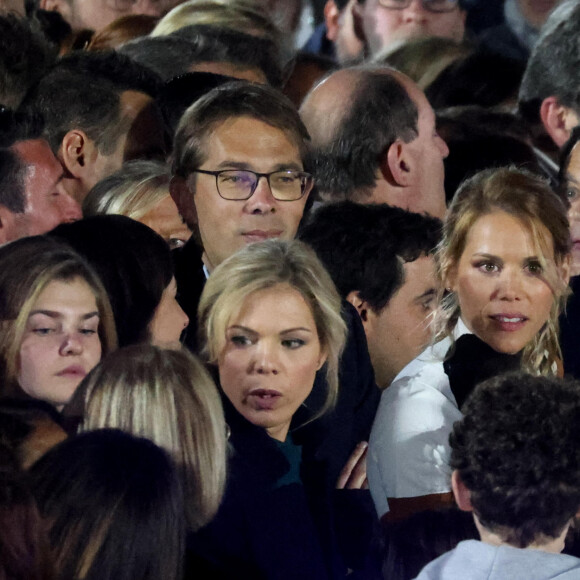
[377,0,460,13]
[192,169,314,201]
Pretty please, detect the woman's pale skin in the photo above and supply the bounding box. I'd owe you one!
[18,277,102,410]
[148,277,189,349]
[446,210,565,355]
[218,284,327,442]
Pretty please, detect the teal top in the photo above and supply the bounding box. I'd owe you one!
[274,436,302,489]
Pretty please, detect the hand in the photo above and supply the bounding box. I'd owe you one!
[336,441,368,490]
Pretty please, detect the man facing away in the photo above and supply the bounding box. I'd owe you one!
[415,372,580,580]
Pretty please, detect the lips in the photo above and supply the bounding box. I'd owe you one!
[489,314,529,332]
[56,365,86,378]
[247,388,282,410]
[242,230,283,243]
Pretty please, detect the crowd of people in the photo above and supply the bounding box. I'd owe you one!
[1,0,580,578]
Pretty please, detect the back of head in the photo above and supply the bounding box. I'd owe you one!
[199,239,346,417]
[301,67,418,201]
[0,13,56,109]
[374,36,472,91]
[518,0,580,125]
[82,159,170,220]
[87,14,159,51]
[29,429,185,580]
[426,51,525,110]
[151,0,279,43]
[77,344,227,531]
[50,215,172,347]
[0,443,54,580]
[172,81,310,179]
[450,373,580,548]
[119,26,281,85]
[21,50,161,155]
[299,201,441,312]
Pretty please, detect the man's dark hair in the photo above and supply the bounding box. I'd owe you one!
[20,50,162,155]
[172,81,311,179]
[120,25,283,86]
[0,13,56,110]
[450,373,580,548]
[299,202,441,312]
[0,109,44,213]
[518,1,580,124]
[309,69,418,200]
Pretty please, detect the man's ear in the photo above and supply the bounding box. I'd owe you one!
[451,470,473,512]
[324,0,341,41]
[346,290,369,324]
[384,140,413,187]
[0,206,17,244]
[540,97,579,148]
[60,130,94,179]
[170,176,198,229]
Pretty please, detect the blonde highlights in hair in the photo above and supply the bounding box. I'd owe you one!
[78,344,227,531]
[435,167,571,375]
[198,239,347,419]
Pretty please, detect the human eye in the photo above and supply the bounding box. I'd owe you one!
[273,171,298,185]
[419,294,437,312]
[525,260,544,276]
[32,327,55,336]
[219,171,253,185]
[281,338,306,349]
[566,187,579,202]
[475,260,499,274]
[229,334,253,347]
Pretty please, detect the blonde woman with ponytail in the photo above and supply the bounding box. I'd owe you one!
[368,167,571,522]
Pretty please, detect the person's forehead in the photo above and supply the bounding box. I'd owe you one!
[201,115,304,160]
[12,138,58,166]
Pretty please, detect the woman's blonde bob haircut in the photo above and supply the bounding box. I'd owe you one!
[198,239,347,418]
[82,160,171,222]
[77,344,227,531]
[436,167,571,375]
[0,236,117,399]
[151,0,278,40]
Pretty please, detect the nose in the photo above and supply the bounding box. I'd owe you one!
[59,333,83,356]
[244,176,277,215]
[438,134,449,158]
[252,340,280,375]
[496,269,522,302]
[569,197,580,222]
[403,0,429,20]
[177,301,189,330]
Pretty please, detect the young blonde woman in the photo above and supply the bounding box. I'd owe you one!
[190,239,380,579]
[368,167,571,522]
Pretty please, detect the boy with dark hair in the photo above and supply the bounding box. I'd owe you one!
[415,372,580,579]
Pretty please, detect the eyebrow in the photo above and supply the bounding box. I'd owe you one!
[228,325,313,334]
[29,310,100,320]
[214,161,304,172]
[471,252,541,262]
[414,288,437,302]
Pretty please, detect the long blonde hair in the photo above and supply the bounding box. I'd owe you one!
[435,167,571,375]
[77,344,227,531]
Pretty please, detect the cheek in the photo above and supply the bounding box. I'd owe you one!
[17,339,46,394]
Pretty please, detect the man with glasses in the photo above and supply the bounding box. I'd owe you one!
[170,82,381,502]
[355,0,467,57]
